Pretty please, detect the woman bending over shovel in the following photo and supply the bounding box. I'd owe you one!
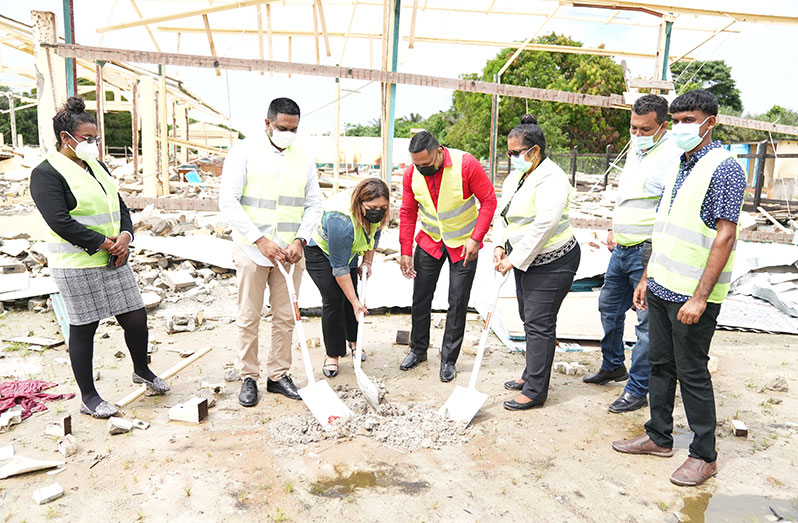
[304,178,390,377]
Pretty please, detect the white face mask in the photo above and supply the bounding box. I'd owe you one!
[671,117,710,152]
[269,129,297,149]
[66,131,100,162]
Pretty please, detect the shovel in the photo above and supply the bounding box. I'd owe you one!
[438,272,508,425]
[353,273,380,409]
[276,263,353,430]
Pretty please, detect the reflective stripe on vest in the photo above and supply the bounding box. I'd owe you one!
[612,142,673,247]
[44,152,121,269]
[410,149,479,248]
[311,190,379,263]
[233,141,308,248]
[648,148,740,303]
[501,158,574,251]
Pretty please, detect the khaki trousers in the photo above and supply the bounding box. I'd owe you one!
[233,245,304,381]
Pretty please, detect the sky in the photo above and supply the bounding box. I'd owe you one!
[2,0,797,138]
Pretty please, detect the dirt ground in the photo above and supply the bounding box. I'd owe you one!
[1,307,796,523]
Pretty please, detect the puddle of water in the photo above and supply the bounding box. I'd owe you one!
[678,493,798,523]
[310,465,429,498]
[620,420,693,449]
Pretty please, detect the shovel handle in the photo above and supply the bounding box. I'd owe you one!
[276,262,315,385]
[354,274,368,369]
[468,272,509,390]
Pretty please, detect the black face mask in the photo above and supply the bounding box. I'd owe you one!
[415,151,440,176]
[364,208,386,223]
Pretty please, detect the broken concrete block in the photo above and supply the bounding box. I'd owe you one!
[223,368,241,382]
[108,417,134,435]
[306,337,321,349]
[163,270,196,291]
[138,270,159,286]
[431,315,446,329]
[0,239,30,257]
[731,419,748,437]
[553,361,574,375]
[201,382,226,394]
[43,416,71,438]
[32,482,64,505]
[707,354,718,374]
[141,291,162,311]
[167,315,197,334]
[571,363,589,376]
[131,419,150,430]
[0,406,23,431]
[766,376,789,393]
[168,398,208,424]
[178,260,196,273]
[197,268,216,283]
[56,434,78,457]
[395,330,410,345]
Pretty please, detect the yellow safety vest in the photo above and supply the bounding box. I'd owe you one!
[501,158,574,252]
[613,140,675,247]
[648,148,741,304]
[233,140,308,248]
[410,148,478,248]
[312,190,379,263]
[44,152,121,269]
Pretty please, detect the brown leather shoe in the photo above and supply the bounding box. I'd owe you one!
[611,433,674,457]
[670,457,718,486]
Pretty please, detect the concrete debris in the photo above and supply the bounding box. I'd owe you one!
[108,416,134,435]
[0,455,64,479]
[131,419,150,430]
[167,314,197,334]
[760,376,789,393]
[169,398,209,423]
[0,405,23,431]
[223,367,241,382]
[269,384,470,451]
[56,434,78,457]
[201,382,226,394]
[306,337,321,349]
[43,415,71,438]
[141,291,162,311]
[113,351,126,359]
[32,482,64,505]
[163,270,196,291]
[731,419,748,437]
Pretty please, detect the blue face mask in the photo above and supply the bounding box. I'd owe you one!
[630,123,663,153]
[672,117,710,152]
[510,146,536,173]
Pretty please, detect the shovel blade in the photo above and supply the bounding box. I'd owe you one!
[437,386,488,425]
[298,380,354,430]
[354,366,380,409]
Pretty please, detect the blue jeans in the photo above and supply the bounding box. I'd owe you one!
[598,242,651,398]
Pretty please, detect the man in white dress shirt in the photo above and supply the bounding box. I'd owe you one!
[219,97,321,407]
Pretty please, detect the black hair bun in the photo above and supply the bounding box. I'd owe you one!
[65,96,86,113]
[520,114,537,125]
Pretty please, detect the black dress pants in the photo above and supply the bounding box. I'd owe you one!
[644,290,721,462]
[304,245,359,358]
[514,244,580,403]
[409,245,477,365]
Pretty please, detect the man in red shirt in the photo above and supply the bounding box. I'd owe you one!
[399,131,497,382]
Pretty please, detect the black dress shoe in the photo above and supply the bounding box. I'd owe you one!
[504,379,524,391]
[267,375,301,400]
[503,397,544,410]
[582,364,629,385]
[609,391,648,413]
[440,363,456,382]
[399,351,427,371]
[239,377,259,407]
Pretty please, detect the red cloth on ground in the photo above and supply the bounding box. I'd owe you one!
[0,380,75,420]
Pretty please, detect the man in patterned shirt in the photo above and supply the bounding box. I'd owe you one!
[611,89,746,487]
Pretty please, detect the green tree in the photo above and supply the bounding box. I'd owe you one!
[671,60,743,113]
[441,33,629,158]
[0,87,40,146]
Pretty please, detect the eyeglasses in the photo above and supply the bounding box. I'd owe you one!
[66,131,102,145]
[507,146,533,158]
[75,134,102,145]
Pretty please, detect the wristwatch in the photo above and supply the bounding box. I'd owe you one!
[296,237,307,246]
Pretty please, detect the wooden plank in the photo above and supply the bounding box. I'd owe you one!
[266,4,273,77]
[124,196,219,211]
[256,5,264,76]
[128,0,161,52]
[201,14,221,76]
[626,78,674,90]
[570,0,798,25]
[4,336,64,348]
[314,0,331,57]
[97,0,282,33]
[312,1,320,65]
[46,43,798,137]
[757,206,790,233]
[408,0,418,49]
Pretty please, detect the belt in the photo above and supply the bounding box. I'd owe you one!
[616,239,651,250]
